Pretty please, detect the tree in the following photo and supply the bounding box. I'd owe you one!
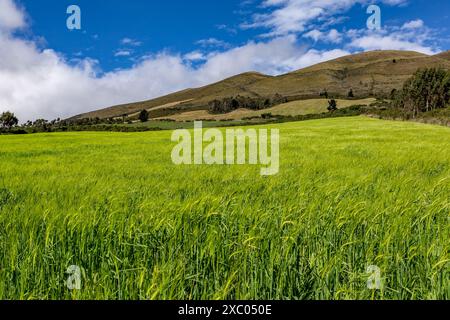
[348,89,354,98]
[320,89,329,99]
[390,88,398,100]
[394,68,450,117]
[32,119,50,132]
[327,99,338,112]
[0,111,19,130]
[139,110,149,122]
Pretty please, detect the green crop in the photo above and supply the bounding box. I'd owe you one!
[0,116,448,300]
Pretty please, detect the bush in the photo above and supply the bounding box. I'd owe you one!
[327,99,338,112]
[261,113,273,119]
[139,110,149,122]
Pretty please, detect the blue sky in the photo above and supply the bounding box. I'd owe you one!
[0,0,449,120]
[20,0,449,71]
[21,0,253,71]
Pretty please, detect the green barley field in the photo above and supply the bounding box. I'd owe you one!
[0,116,449,300]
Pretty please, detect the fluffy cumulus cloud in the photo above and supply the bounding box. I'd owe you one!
[0,0,442,121]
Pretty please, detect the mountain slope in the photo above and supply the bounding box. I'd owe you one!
[435,50,450,61]
[72,50,450,120]
[245,51,449,98]
[74,72,272,120]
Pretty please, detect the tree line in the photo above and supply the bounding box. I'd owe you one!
[208,94,288,114]
[392,68,450,117]
[0,109,152,134]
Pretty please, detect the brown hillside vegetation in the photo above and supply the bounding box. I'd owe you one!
[434,50,450,61]
[72,50,450,120]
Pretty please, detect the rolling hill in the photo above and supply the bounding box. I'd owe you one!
[71,50,450,120]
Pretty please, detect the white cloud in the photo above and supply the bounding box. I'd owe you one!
[287,48,350,69]
[349,34,435,54]
[196,38,230,48]
[303,29,342,43]
[347,21,438,55]
[120,38,142,46]
[0,0,25,31]
[402,19,424,29]
[183,51,206,61]
[244,0,408,37]
[382,0,408,5]
[114,50,132,57]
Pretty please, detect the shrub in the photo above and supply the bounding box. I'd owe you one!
[327,99,338,112]
[139,110,149,122]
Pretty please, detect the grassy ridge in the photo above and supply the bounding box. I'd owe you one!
[0,117,449,299]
